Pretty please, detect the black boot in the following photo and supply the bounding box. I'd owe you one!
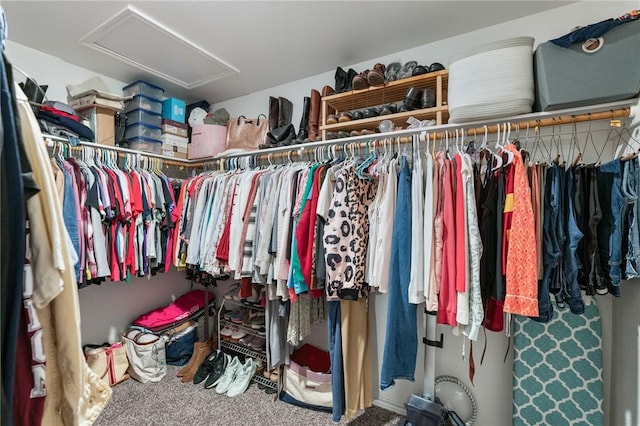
[268,96,279,132]
[335,67,348,93]
[294,97,310,144]
[278,97,293,128]
[345,68,358,92]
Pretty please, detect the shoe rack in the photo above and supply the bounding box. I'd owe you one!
[217,298,276,390]
[319,70,449,140]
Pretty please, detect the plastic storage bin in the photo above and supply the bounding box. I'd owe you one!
[123,80,164,100]
[125,123,162,140]
[125,94,163,115]
[126,136,162,154]
[162,98,186,123]
[126,108,162,128]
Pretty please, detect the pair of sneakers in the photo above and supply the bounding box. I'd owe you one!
[215,356,257,397]
[193,349,229,389]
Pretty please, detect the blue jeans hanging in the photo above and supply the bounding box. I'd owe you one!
[381,157,417,390]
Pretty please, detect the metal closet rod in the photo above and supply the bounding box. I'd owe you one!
[42,98,636,166]
[43,133,202,168]
[217,99,636,162]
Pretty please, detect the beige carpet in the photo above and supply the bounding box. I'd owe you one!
[94,366,404,426]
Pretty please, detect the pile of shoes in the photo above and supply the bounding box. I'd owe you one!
[192,350,259,397]
[335,61,446,92]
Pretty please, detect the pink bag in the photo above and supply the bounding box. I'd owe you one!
[132,290,214,332]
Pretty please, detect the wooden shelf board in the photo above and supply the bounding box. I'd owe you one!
[320,106,449,132]
[324,70,449,112]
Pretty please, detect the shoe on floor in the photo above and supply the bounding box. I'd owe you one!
[193,349,221,385]
[227,358,257,397]
[215,356,242,394]
[204,353,231,389]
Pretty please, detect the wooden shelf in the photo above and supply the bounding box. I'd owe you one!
[320,106,449,132]
[320,70,449,140]
[323,70,448,111]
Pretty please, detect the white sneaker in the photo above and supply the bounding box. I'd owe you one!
[226,358,257,397]
[215,356,241,394]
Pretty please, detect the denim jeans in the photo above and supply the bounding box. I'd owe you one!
[381,157,417,390]
[624,158,640,278]
[558,166,585,314]
[597,159,624,296]
[534,163,561,323]
[60,163,81,279]
[327,301,345,421]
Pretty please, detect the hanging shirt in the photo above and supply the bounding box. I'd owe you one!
[503,144,539,317]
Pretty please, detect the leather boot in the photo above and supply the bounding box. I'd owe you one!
[294,96,310,143]
[278,97,293,128]
[346,68,358,92]
[179,341,211,382]
[268,96,279,132]
[335,67,347,93]
[176,341,209,377]
[322,85,335,116]
[306,89,321,141]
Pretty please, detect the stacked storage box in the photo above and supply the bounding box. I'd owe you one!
[122,80,164,153]
[160,97,188,159]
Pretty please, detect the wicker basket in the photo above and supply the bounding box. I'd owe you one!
[448,37,535,123]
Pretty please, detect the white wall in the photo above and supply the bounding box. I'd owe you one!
[7,1,639,425]
[5,40,126,103]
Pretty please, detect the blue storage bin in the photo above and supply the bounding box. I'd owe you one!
[126,136,162,154]
[125,108,162,128]
[162,98,186,123]
[123,80,164,100]
[124,94,163,115]
[125,122,162,140]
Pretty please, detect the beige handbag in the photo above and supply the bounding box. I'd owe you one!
[122,329,167,383]
[84,341,130,386]
[281,359,332,408]
[224,114,268,150]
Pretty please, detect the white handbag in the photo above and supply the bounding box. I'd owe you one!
[122,329,167,383]
[282,359,332,408]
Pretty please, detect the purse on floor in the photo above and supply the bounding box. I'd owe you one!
[161,320,198,366]
[84,341,130,386]
[225,115,268,150]
[122,329,167,383]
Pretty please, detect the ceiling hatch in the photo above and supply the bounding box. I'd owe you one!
[80,6,238,89]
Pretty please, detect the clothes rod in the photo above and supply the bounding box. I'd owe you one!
[43,133,199,167]
[216,99,636,161]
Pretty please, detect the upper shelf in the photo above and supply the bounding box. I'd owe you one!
[323,70,449,112]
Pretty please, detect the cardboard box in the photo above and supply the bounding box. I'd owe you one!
[189,124,227,159]
[161,133,188,160]
[161,119,188,138]
[79,106,115,146]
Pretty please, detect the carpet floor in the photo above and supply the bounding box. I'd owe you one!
[94,365,404,426]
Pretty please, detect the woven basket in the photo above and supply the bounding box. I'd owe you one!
[448,37,535,123]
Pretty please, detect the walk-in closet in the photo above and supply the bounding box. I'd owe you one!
[2,2,639,426]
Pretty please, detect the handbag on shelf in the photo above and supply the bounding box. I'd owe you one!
[225,114,268,151]
[122,329,167,383]
[84,341,130,386]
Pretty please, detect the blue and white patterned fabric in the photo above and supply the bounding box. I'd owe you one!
[513,298,603,425]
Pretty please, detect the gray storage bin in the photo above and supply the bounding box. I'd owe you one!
[534,19,640,111]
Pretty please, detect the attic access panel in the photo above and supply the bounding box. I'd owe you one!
[80,6,238,89]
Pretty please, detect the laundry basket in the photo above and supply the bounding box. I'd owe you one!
[448,37,535,123]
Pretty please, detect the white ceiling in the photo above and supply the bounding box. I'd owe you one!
[3,1,573,104]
